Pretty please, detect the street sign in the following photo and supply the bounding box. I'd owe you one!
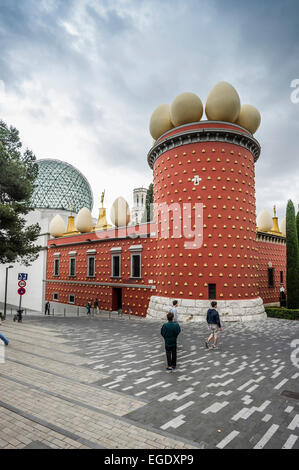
[18,273,28,281]
[17,287,26,295]
[18,280,27,288]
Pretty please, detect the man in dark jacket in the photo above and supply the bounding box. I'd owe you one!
[45,301,50,315]
[205,301,222,349]
[161,311,181,372]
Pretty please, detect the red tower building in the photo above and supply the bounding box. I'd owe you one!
[147,121,266,321]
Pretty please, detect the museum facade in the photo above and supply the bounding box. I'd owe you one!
[45,117,286,322]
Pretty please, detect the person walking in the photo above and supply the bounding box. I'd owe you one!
[161,311,181,372]
[0,332,9,346]
[94,298,99,315]
[86,301,91,316]
[169,299,183,349]
[169,300,179,323]
[205,301,222,349]
[44,301,50,315]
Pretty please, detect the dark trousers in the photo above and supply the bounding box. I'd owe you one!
[165,345,177,368]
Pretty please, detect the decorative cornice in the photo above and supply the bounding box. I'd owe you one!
[45,279,156,289]
[147,123,261,169]
[256,231,286,244]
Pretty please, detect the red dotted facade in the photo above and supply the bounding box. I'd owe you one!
[152,122,259,301]
[45,122,286,314]
[46,224,155,317]
[257,236,286,304]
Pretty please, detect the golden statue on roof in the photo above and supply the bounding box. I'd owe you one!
[93,190,112,231]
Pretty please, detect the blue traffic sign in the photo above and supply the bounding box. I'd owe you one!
[18,273,28,281]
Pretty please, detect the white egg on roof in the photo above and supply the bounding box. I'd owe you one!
[49,215,65,238]
[257,209,273,232]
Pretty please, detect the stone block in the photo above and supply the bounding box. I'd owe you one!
[146,295,267,323]
[220,307,232,316]
[195,300,211,308]
[181,299,196,307]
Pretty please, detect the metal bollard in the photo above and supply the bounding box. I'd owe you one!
[64,308,66,317]
[77,307,79,317]
[52,308,54,316]
[109,310,111,320]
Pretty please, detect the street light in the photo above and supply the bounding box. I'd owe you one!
[3,266,13,320]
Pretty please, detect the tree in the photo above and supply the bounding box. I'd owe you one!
[0,120,41,266]
[286,200,299,308]
[141,183,154,223]
[296,209,299,244]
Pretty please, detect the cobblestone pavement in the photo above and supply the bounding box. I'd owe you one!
[0,313,298,449]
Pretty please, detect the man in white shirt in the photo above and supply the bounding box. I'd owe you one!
[169,300,183,350]
[169,300,178,322]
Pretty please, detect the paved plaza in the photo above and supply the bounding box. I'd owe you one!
[0,313,298,449]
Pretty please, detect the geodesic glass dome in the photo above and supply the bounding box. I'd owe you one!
[30,159,93,213]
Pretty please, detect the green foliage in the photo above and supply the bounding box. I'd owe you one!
[0,120,41,266]
[285,200,299,308]
[296,210,299,244]
[141,183,154,223]
[265,307,299,321]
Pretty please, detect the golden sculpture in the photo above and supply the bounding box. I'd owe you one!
[269,204,282,235]
[63,203,78,236]
[93,191,112,231]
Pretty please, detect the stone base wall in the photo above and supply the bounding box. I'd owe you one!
[146,296,267,322]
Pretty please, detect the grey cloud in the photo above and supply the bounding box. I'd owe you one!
[85,4,134,35]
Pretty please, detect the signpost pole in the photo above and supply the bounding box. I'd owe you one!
[17,274,27,323]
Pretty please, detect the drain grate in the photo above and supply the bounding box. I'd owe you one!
[280,390,299,400]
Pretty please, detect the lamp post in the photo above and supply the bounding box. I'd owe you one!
[4,266,13,320]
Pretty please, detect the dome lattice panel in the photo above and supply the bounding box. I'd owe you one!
[30,159,93,213]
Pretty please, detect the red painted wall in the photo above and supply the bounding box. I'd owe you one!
[257,239,286,304]
[46,225,155,317]
[153,124,258,300]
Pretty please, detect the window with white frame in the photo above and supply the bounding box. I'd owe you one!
[112,254,121,277]
[69,294,75,304]
[54,258,60,276]
[131,253,141,278]
[69,257,76,277]
[53,292,59,301]
[87,256,95,277]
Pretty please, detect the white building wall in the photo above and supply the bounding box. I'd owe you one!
[0,208,70,313]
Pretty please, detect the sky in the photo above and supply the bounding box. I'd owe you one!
[0,0,298,223]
